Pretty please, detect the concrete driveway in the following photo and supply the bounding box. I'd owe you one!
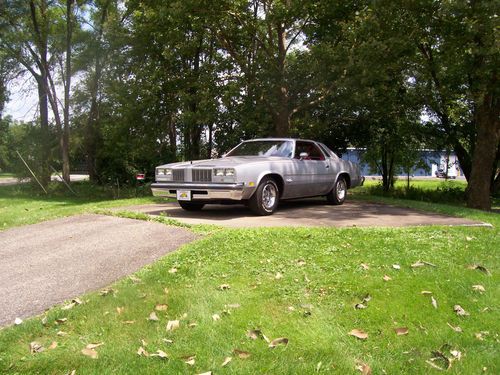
[0,214,197,327]
[125,200,484,228]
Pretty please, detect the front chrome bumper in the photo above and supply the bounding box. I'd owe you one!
[151,182,246,200]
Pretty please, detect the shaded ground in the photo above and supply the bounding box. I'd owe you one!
[124,199,486,228]
[0,214,196,327]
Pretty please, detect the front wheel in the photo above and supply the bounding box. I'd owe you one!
[326,177,347,205]
[248,177,279,215]
[178,201,205,211]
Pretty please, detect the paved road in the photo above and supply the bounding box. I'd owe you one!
[0,215,197,327]
[0,174,89,186]
[124,200,485,228]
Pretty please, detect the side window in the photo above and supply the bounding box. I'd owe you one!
[294,141,325,161]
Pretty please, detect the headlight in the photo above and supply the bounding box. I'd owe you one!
[213,168,236,177]
[156,168,172,176]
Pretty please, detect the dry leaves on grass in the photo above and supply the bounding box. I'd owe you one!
[14,317,23,325]
[275,272,283,279]
[166,320,180,331]
[392,264,401,270]
[57,331,68,336]
[360,263,370,270]
[137,346,149,357]
[86,343,104,350]
[467,264,491,275]
[212,314,221,321]
[29,342,44,354]
[48,341,58,350]
[454,305,470,316]
[411,260,436,268]
[116,307,124,315]
[383,275,392,281]
[150,350,168,359]
[56,318,67,324]
[447,323,462,333]
[155,304,168,311]
[395,327,409,336]
[355,361,372,375]
[129,275,142,283]
[221,357,232,367]
[61,298,83,310]
[246,329,270,342]
[426,346,462,371]
[168,267,178,274]
[472,285,486,293]
[349,329,368,340]
[269,337,289,348]
[233,349,251,359]
[183,355,195,365]
[431,296,438,309]
[99,288,115,296]
[148,312,160,321]
[219,284,231,290]
[81,348,98,359]
[197,372,212,375]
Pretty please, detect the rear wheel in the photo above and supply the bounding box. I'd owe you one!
[326,176,347,205]
[249,177,279,215]
[178,201,205,211]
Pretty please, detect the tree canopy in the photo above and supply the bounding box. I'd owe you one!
[1,0,498,209]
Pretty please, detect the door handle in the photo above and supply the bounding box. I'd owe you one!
[325,164,330,169]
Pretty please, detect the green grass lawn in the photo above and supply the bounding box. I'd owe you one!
[0,182,498,374]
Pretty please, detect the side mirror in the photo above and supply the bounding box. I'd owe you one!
[299,152,309,160]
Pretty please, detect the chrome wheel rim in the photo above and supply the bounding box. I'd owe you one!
[336,180,346,200]
[262,183,277,210]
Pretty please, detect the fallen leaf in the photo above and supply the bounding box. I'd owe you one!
[183,355,195,365]
[383,275,392,281]
[62,302,76,310]
[162,339,174,344]
[196,372,212,375]
[100,288,114,296]
[392,264,401,270]
[56,318,67,324]
[316,361,323,372]
[137,346,149,357]
[475,331,489,340]
[450,350,462,361]
[467,264,491,275]
[297,259,306,266]
[411,261,425,268]
[164,287,169,294]
[155,304,168,311]
[454,305,470,316]
[150,350,168,359]
[395,327,409,336]
[233,349,251,359]
[41,316,48,326]
[123,320,135,325]
[141,339,147,346]
[219,284,230,290]
[212,314,221,321]
[188,322,198,328]
[360,263,369,270]
[81,348,98,359]
[148,312,159,321]
[349,329,368,340]
[269,337,289,348]
[355,361,372,375]
[73,298,83,305]
[466,236,473,241]
[429,350,451,370]
[421,291,433,295]
[275,272,283,279]
[48,341,58,350]
[431,296,438,309]
[447,323,462,333]
[14,317,23,325]
[29,342,44,353]
[472,285,486,293]
[355,303,367,310]
[129,275,141,283]
[222,356,232,367]
[166,320,180,331]
[116,307,124,315]
[86,343,104,350]
[57,331,68,336]
[227,303,241,309]
[168,267,177,274]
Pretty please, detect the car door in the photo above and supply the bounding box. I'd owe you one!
[284,141,331,198]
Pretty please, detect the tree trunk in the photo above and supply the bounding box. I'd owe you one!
[467,93,500,210]
[273,23,290,137]
[61,0,73,183]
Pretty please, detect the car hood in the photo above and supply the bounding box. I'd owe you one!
[157,156,290,169]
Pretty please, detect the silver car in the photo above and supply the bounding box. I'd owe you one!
[151,138,364,215]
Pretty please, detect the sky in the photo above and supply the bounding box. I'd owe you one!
[4,76,39,122]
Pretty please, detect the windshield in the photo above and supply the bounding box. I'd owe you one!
[226,140,294,157]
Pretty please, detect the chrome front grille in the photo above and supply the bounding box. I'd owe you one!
[192,169,212,182]
[172,169,185,182]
